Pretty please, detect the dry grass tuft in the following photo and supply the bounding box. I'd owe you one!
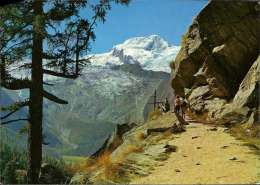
[67,157,95,174]
[148,108,162,120]
[95,151,112,167]
[67,143,145,182]
[136,132,146,141]
[108,135,122,151]
[97,145,144,181]
[96,151,121,180]
[116,144,144,163]
[103,161,122,180]
[124,145,144,154]
[230,124,260,150]
[161,129,173,139]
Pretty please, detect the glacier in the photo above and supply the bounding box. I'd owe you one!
[87,35,180,73]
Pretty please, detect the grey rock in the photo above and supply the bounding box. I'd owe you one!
[164,144,177,153]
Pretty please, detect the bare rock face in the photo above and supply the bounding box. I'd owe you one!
[233,56,260,109]
[218,56,260,126]
[171,1,260,124]
[91,122,137,158]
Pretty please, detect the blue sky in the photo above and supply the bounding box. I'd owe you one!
[87,0,208,54]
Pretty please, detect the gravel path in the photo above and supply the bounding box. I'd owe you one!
[132,123,260,184]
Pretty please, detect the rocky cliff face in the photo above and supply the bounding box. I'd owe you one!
[171,1,260,127]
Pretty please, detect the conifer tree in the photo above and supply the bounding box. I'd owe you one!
[0,0,129,183]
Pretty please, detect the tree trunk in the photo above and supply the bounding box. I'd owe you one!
[0,55,6,82]
[27,1,44,183]
[75,29,80,76]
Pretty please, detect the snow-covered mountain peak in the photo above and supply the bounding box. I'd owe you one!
[89,35,180,73]
[114,34,169,51]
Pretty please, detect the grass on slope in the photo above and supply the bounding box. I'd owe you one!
[62,155,87,165]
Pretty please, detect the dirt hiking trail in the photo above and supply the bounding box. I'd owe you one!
[131,121,260,184]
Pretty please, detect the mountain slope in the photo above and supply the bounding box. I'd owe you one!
[3,35,179,156]
[44,64,170,155]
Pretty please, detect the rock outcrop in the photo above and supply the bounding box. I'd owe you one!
[171,1,260,126]
[91,122,137,158]
[233,56,260,109]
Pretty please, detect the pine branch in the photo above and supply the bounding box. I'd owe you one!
[79,57,92,64]
[1,56,31,90]
[0,110,18,120]
[42,89,68,104]
[1,23,31,52]
[0,100,29,120]
[43,69,77,79]
[43,81,54,86]
[0,0,24,6]
[18,63,32,69]
[1,118,28,125]
[4,38,32,54]
[42,52,60,60]
[0,77,31,90]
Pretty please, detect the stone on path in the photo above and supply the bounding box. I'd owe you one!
[221,145,229,149]
[164,144,177,153]
[208,127,218,131]
[229,157,238,161]
[192,136,200,139]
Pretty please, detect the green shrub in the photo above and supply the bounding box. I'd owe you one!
[0,143,27,183]
[44,156,72,180]
[0,143,71,184]
[2,160,17,184]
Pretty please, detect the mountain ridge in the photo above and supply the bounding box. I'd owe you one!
[88,35,180,73]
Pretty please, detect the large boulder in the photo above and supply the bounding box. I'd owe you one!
[218,105,250,126]
[232,55,260,109]
[171,1,260,124]
[172,1,259,98]
[217,56,260,126]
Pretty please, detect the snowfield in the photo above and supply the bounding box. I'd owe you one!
[88,35,180,73]
[8,35,180,81]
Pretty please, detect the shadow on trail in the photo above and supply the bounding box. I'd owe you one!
[174,112,189,125]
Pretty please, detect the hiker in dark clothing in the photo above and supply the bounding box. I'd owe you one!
[164,98,170,112]
[174,95,182,115]
[180,97,189,119]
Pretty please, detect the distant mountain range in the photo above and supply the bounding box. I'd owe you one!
[1,35,180,156]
